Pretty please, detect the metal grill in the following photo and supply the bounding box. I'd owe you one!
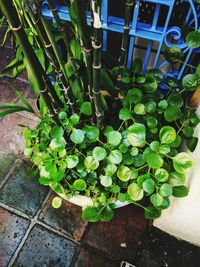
[42,0,200,79]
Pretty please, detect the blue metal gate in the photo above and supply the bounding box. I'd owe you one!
[42,0,200,79]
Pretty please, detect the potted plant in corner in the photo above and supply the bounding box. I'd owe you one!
[0,0,200,222]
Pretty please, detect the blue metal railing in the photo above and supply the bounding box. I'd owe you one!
[42,0,199,79]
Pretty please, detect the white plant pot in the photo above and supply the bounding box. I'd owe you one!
[52,188,129,209]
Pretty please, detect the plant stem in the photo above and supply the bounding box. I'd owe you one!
[116,0,134,92]
[0,0,61,125]
[91,0,104,128]
[47,0,84,94]
[71,0,96,124]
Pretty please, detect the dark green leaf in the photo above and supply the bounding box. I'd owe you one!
[172,186,189,197]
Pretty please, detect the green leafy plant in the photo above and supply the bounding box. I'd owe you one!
[0,0,200,222]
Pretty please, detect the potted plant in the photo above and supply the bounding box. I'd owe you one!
[0,0,200,222]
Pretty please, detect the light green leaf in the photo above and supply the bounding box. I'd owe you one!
[70,129,85,144]
[92,147,107,161]
[52,197,62,209]
[128,183,144,201]
[119,108,132,121]
[80,102,92,116]
[105,164,117,176]
[150,193,164,207]
[107,131,122,146]
[142,179,155,194]
[159,126,176,144]
[164,106,181,122]
[84,156,99,171]
[146,150,163,169]
[51,126,64,139]
[159,183,172,197]
[100,175,112,187]
[172,152,194,173]
[69,114,79,125]
[83,125,99,143]
[73,179,87,191]
[82,207,100,222]
[108,150,122,164]
[117,166,132,182]
[169,172,186,186]
[127,123,146,147]
[66,155,79,168]
[155,168,169,182]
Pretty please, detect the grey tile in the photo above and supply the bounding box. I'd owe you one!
[39,192,88,241]
[0,160,49,217]
[0,151,16,184]
[0,207,30,267]
[13,224,78,267]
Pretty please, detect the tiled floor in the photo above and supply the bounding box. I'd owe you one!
[1,37,200,267]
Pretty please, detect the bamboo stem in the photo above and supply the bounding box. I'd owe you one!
[47,0,84,94]
[70,0,96,124]
[0,0,61,125]
[34,0,77,112]
[116,0,134,92]
[91,0,104,128]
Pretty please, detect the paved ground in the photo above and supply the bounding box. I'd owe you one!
[1,30,200,267]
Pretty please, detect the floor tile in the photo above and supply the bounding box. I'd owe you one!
[73,246,118,267]
[0,151,16,184]
[13,224,78,267]
[39,192,88,241]
[0,207,30,267]
[0,160,49,217]
[134,227,200,267]
[83,205,148,261]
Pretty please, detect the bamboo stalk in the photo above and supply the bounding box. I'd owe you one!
[116,0,134,92]
[24,0,70,111]
[70,0,96,124]
[47,0,84,94]
[0,0,61,125]
[91,0,104,128]
[34,0,77,112]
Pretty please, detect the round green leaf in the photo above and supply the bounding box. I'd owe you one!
[59,111,67,120]
[127,123,146,147]
[100,175,112,187]
[69,114,79,125]
[92,147,107,161]
[158,100,168,109]
[83,125,99,143]
[155,168,169,182]
[144,77,157,93]
[119,108,132,120]
[170,135,181,148]
[108,150,122,164]
[168,94,183,107]
[164,106,181,122]
[186,30,200,49]
[150,141,160,152]
[146,101,157,113]
[50,137,66,152]
[159,183,172,197]
[147,117,158,128]
[80,101,92,116]
[142,179,155,194]
[164,47,183,63]
[82,207,100,222]
[172,186,189,197]
[105,163,117,176]
[169,172,186,186]
[117,166,132,182]
[150,193,164,207]
[137,173,151,187]
[100,206,114,222]
[124,88,143,104]
[51,126,64,139]
[134,103,146,115]
[159,144,170,155]
[70,129,85,144]
[172,152,194,173]
[118,193,127,202]
[84,156,99,171]
[144,206,161,219]
[52,196,62,208]
[130,147,139,156]
[66,155,79,168]
[128,183,144,201]
[182,74,199,91]
[107,131,122,146]
[159,126,176,144]
[183,126,194,137]
[146,150,163,169]
[39,176,51,185]
[73,179,87,191]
